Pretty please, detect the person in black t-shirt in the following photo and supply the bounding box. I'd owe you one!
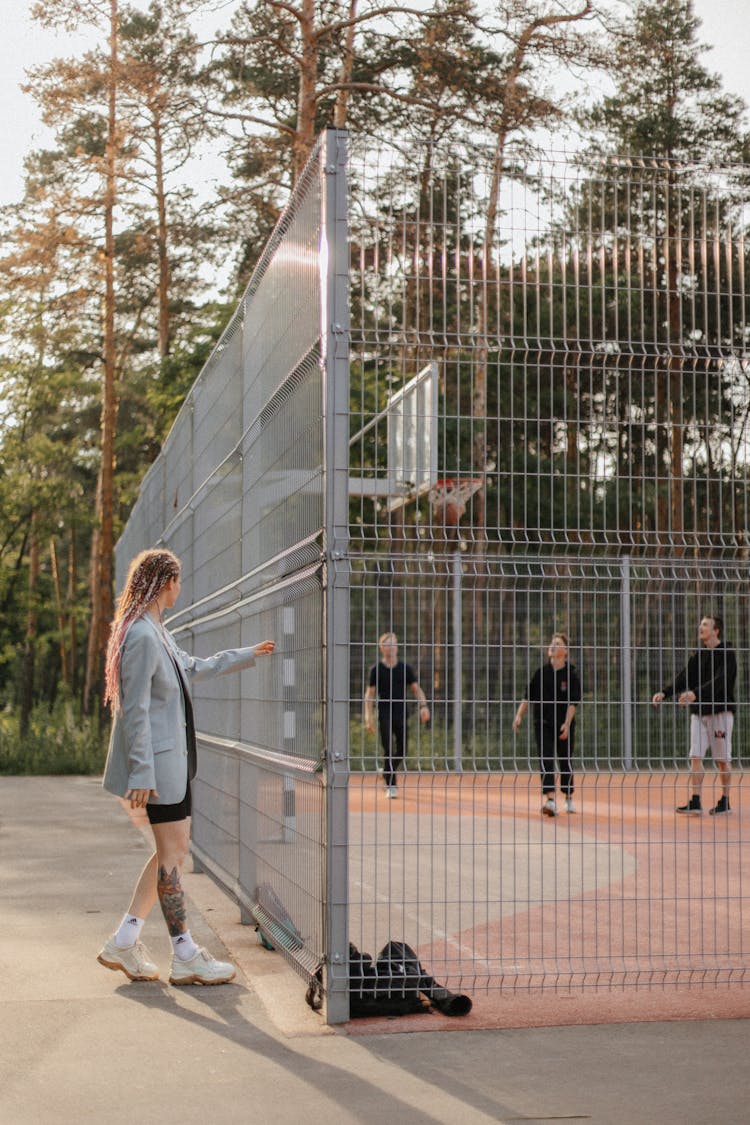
[513,633,582,817]
[652,615,736,816]
[365,632,430,798]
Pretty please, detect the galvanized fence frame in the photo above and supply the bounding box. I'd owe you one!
[115,129,351,1022]
[117,131,750,1024]
[344,138,750,1011]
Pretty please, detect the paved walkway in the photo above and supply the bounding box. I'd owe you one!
[1,776,748,1125]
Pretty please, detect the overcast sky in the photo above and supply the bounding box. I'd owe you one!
[0,0,747,208]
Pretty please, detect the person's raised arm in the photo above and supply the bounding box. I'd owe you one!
[178,638,275,682]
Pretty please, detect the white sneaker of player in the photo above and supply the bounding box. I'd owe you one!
[542,796,557,817]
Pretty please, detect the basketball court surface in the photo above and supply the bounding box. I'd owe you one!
[346,770,750,1031]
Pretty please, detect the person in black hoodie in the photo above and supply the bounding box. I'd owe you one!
[513,633,582,817]
[652,615,736,816]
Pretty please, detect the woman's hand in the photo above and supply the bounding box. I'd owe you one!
[125,788,159,809]
[253,639,275,657]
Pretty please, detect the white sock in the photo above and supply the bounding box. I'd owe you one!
[171,930,200,960]
[114,913,144,947]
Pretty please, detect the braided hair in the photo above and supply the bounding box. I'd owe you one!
[104,549,181,710]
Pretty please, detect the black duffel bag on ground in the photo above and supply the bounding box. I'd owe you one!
[348,940,472,1018]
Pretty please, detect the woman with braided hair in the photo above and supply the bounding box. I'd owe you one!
[97,548,275,985]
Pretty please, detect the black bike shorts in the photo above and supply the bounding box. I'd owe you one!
[146,781,192,825]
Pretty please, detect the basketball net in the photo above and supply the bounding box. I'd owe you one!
[429,478,483,527]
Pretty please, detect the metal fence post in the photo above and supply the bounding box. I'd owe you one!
[621,554,633,770]
[322,128,351,1025]
[453,551,464,773]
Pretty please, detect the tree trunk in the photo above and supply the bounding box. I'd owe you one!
[20,518,40,736]
[474,0,592,549]
[85,0,120,711]
[84,478,103,715]
[333,0,357,128]
[664,175,684,555]
[294,0,319,180]
[154,111,171,358]
[68,530,78,696]
[49,537,70,688]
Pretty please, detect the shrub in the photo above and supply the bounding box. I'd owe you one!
[0,699,108,775]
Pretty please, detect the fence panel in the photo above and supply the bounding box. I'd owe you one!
[345,140,750,1008]
[118,133,750,1023]
[349,554,749,992]
[114,132,350,1008]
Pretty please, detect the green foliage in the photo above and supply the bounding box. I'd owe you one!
[0,698,108,775]
[1,0,749,733]
[583,0,749,163]
[349,712,461,774]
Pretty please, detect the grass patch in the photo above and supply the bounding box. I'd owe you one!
[0,699,108,775]
[349,703,747,774]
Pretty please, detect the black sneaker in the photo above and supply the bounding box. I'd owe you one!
[676,795,702,815]
[709,796,731,816]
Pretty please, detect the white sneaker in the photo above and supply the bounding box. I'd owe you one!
[565,798,576,813]
[97,936,159,981]
[169,947,236,986]
[385,786,398,799]
[542,796,557,817]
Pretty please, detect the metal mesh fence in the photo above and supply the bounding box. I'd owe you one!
[349,555,750,992]
[346,140,750,1005]
[118,132,750,1022]
[347,144,750,552]
[115,132,345,999]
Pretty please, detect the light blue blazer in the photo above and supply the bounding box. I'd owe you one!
[102,614,258,805]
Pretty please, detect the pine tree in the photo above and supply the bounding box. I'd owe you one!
[570,0,750,552]
[119,0,214,360]
[28,0,126,709]
[23,0,225,708]
[0,192,97,714]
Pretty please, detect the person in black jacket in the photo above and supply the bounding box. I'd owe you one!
[513,633,582,817]
[365,632,430,798]
[652,615,736,816]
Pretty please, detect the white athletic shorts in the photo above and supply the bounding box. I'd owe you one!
[689,712,733,763]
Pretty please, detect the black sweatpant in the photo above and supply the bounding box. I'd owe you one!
[536,721,575,796]
[378,715,407,787]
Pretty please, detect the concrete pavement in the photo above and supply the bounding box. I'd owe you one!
[1,775,748,1125]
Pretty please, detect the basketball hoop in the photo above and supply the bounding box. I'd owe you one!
[429,477,483,525]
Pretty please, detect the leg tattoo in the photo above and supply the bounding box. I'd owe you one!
[157,864,187,936]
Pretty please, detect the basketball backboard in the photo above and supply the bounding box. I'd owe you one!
[349,361,438,509]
